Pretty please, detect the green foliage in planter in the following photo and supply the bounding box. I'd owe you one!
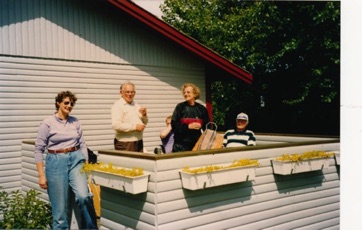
[0,189,52,229]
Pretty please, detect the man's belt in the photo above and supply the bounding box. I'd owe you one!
[48,146,80,154]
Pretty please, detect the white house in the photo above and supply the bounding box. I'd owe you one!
[1,1,341,229]
[0,0,252,192]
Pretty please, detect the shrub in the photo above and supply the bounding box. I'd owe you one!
[0,189,52,229]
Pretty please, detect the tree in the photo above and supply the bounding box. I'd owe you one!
[161,0,340,135]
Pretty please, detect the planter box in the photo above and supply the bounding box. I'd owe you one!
[335,153,340,165]
[272,158,330,175]
[180,166,256,191]
[89,170,149,194]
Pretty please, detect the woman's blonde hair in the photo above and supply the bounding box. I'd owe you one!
[181,83,201,100]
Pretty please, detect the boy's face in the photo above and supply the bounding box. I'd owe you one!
[166,118,171,126]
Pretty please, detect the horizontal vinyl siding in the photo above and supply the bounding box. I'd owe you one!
[21,139,340,229]
[1,0,208,191]
[21,143,48,200]
[0,0,201,70]
[1,56,205,191]
[22,142,91,228]
[22,138,168,229]
[93,142,339,229]
[153,144,340,230]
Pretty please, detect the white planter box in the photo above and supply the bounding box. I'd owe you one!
[180,166,256,191]
[89,170,149,194]
[335,153,340,165]
[272,158,330,175]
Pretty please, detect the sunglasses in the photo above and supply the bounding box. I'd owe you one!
[63,101,75,107]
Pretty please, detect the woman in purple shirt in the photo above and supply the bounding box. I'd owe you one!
[35,91,98,229]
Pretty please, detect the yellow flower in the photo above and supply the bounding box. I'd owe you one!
[275,151,334,162]
[182,159,260,174]
[82,162,144,177]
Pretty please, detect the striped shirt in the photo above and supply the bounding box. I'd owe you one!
[223,129,256,147]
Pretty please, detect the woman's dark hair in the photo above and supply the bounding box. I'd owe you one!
[55,91,77,110]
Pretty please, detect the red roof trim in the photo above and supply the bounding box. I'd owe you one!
[108,0,252,84]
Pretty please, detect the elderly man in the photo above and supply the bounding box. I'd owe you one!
[111,81,148,152]
[223,112,256,147]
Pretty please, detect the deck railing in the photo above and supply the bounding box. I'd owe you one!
[21,134,340,229]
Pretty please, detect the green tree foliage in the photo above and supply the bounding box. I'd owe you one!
[161,1,340,135]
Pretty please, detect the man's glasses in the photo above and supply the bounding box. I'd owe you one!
[122,91,135,95]
[64,101,75,107]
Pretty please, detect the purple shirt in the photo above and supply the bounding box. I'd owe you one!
[34,113,88,163]
[161,131,174,153]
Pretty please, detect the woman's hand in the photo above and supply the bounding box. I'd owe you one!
[36,162,47,189]
[39,175,48,189]
[188,122,201,130]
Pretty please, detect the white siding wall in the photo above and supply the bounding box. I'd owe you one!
[0,0,208,192]
[0,0,201,69]
[98,141,340,230]
[0,56,205,192]
[21,137,340,229]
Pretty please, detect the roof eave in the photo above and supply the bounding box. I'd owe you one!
[107,0,253,84]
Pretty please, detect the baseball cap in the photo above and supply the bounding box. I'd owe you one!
[236,113,248,121]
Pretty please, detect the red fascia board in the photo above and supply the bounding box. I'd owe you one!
[108,0,253,84]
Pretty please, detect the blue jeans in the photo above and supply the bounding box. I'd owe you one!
[46,150,98,229]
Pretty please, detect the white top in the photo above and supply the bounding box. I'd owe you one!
[111,98,148,142]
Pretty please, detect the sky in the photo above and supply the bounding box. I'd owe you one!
[135,0,361,228]
[133,0,164,18]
